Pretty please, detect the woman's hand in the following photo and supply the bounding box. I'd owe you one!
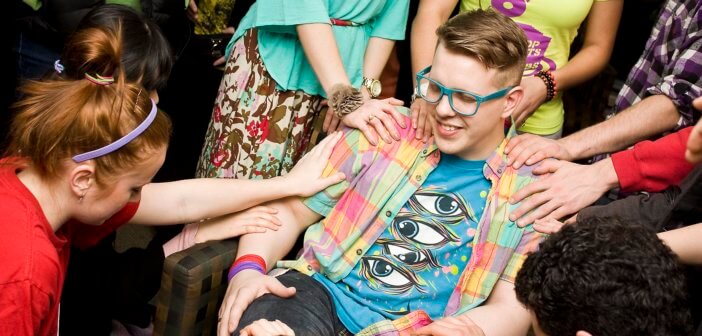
[511,76,548,129]
[282,131,346,197]
[194,206,283,243]
[240,319,295,336]
[218,271,296,336]
[410,98,433,142]
[342,98,406,145]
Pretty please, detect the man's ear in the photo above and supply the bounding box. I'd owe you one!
[575,331,593,336]
[501,86,524,119]
[68,162,95,198]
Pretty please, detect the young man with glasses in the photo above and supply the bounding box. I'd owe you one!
[217,9,544,336]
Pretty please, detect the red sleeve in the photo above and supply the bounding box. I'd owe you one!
[611,127,694,193]
[0,281,51,335]
[70,201,141,250]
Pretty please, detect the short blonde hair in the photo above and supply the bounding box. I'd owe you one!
[436,8,527,87]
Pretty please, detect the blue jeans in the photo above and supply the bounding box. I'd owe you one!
[232,270,350,336]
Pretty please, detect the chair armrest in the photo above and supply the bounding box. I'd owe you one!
[153,238,238,336]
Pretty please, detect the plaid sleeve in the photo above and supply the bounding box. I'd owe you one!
[500,226,546,283]
[303,129,374,216]
[646,5,702,126]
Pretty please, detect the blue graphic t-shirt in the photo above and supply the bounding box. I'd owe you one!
[313,154,491,333]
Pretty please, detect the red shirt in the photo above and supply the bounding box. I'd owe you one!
[0,162,138,335]
[612,127,695,193]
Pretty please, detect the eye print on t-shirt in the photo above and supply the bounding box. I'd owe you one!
[358,187,475,296]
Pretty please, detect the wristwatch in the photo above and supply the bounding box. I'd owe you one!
[361,77,382,98]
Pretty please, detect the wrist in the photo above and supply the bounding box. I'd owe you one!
[594,157,619,190]
[228,254,267,282]
[329,84,363,119]
[274,175,299,197]
[535,70,557,102]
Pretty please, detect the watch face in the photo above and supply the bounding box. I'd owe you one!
[371,81,382,97]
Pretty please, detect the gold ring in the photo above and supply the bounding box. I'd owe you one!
[368,114,376,123]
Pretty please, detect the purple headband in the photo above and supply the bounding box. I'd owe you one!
[72,98,158,163]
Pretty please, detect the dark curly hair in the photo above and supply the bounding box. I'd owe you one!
[515,216,693,335]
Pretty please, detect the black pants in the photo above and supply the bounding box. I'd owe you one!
[233,271,350,336]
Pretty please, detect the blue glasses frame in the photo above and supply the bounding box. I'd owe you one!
[415,66,514,116]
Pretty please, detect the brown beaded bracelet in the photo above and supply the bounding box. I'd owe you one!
[536,70,558,102]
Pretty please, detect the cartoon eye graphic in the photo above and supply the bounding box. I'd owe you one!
[376,238,442,271]
[360,255,425,294]
[415,194,463,216]
[391,216,459,248]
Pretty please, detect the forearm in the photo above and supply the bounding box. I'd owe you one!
[135,177,295,225]
[554,0,621,90]
[235,198,321,269]
[297,23,351,94]
[410,1,454,85]
[561,95,680,160]
[463,281,531,335]
[410,17,440,85]
[363,37,395,79]
[659,223,702,264]
[553,44,611,90]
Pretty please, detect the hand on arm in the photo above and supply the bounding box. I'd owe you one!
[297,24,404,144]
[218,197,322,335]
[240,319,295,336]
[506,94,681,168]
[509,158,618,226]
[130,131,345,226]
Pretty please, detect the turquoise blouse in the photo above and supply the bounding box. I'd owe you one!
[225,0,409,97]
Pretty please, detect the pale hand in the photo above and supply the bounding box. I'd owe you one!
[341,98,407,146]
[186,0,199,22]
[504,133,574,169]
[511,76,548,129]
[240,319,295,336]
[218,271,296,336]
[410,98,433,142]
[195,206,283,243]
[509,159,613,227]
[412,315,485,336]
[282,131,346,197]
[685,97,702,163]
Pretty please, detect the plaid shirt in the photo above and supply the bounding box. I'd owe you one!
[614,0,702,128]
[279,109,545,335]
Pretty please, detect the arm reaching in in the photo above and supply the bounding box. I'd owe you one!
[218,197,322,335]
[129,131,345,226]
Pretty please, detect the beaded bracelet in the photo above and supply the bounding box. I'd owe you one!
[536,70,557,102]
[227,254,267,282]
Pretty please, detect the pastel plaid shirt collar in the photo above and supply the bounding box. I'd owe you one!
[281,113,544,335]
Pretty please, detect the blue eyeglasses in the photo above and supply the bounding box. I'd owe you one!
[415,66,513,116]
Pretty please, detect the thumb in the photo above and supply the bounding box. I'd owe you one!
[322,172,346,185]
[268,280,296,298]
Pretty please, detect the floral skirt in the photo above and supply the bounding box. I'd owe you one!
[196,29,324,179]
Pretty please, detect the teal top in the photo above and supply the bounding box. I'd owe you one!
[225,0,409,97]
